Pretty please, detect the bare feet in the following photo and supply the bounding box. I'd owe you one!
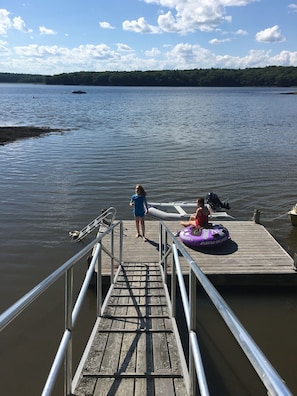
[135,233,141,238]
[142,236,147,242]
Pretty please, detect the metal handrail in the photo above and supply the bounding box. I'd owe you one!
[0,219,123,396]
[1,218,293,396]
[72,207,117,242]
[159,221,293,396]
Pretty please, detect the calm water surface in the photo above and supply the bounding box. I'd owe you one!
[0,84,297,395]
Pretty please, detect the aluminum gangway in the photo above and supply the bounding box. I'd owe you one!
[0,214,293,396]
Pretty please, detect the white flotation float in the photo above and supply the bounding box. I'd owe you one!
[179,224,230,248]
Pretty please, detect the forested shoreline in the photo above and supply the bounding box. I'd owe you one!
[1,66,297,87]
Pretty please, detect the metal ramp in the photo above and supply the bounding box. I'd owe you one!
[1,218,293,395]
[73,262,189,396]
[70,207,117,242]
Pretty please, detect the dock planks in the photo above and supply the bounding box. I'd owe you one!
[73,262,188,396]
[73,219,296,395]
[99,220,296,286]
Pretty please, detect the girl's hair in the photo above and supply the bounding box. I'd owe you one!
[136,185,146,196]
[197,197,204,205]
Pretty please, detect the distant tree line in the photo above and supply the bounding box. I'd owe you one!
[0,72,45,84]
[1,66,297,87]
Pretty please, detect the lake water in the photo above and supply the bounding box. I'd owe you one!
[0,84,297,395]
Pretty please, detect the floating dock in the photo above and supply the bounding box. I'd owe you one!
[99,220,296,286]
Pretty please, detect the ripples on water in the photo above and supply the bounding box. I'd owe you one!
[1,84,296,285]
[1,85,297,394]
[1,85,297,262]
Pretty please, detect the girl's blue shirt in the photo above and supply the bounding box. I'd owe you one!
[130,194,147,217]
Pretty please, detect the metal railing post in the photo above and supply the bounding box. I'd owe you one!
[171,244,176,318]
[119,221,123,268]
[111,228,114,283]
[1,218,122,396]
[159,223,163,265]
[2,219,293,396]
[164,230,168,284]
[96,245,102,317]
[189,269,197,396]
[65,267,73,396]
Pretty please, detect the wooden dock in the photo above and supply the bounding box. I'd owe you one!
[100,220,296,286]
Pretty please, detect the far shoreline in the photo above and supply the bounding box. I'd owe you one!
[0,126,64,146]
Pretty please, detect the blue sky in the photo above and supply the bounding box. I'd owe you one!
[1,0,297,75]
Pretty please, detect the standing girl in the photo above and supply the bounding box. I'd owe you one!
[130,184,148,241]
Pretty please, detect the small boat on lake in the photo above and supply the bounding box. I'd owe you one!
[148,202,234,221]
[72,90,86,94]
[148,193,233,221]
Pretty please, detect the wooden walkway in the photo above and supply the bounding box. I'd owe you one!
[73,262,188,396]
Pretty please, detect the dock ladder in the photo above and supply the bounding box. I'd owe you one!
[69,207,117,242]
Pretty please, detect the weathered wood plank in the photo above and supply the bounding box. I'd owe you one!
[74,262,188,395]
[92,293,128,394]
[99,220,295,285]
[74,217,296,395]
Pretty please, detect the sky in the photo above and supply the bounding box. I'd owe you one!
[0,0,297,75]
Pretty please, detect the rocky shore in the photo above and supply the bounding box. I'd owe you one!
[0,126,63,145]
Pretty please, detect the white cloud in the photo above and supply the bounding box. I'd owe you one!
[0,39,9,55]
[0,9,13,35]
[39,26,57,35]
[271,50,297,66]
[13,16,32,33]
[2,40,297,74]
[145,47,161,57]
[15,44,60,57]
[165,42,217,68]
[14,43,118,63]
[209,37,232,44]
[0,8,32,35]
[215,48,297,68]
[288,4,297,12]
[145,0,255,4]
[3,11,297,76]
[4,0,295,75]
[123,17,160,33]
[157,4,231,34]
[138,0,256,34]
[117,43,133,52]
[99,21,115,29]
[235,29,248,36]
[256,25,285,43]
[75,44,117,60]
[220,0,256,5]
